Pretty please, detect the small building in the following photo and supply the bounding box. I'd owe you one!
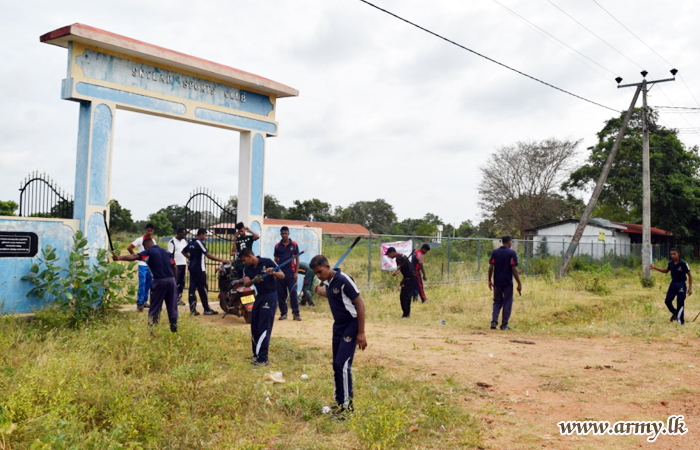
[524,218,672,258]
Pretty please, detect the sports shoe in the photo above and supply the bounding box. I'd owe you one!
[137,304,145,312]
[203,309,218,315]
[401,314,410,318]
[490,322,498,330]
[144,302,150,308]
[251,360,269,366]
[293,314,302,321]
[191,310,200,316]
[278,314,288,320]
[670,314,677,322]
[329,403,354,421]
[500,325,511,331]
[170,323,178,333]
[177,300,185,306]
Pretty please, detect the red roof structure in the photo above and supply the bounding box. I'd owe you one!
[210,220,370,236]
[613,223,673,237]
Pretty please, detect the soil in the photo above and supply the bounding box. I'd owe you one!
[179,303,700,449]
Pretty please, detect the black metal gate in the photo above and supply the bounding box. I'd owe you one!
[18,171,73,218]
[184,188,236,290]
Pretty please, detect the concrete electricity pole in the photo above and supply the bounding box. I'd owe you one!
[557,69,677,280]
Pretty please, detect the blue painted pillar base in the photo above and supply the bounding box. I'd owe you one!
[237,131,265,255]
[73,101,114,257]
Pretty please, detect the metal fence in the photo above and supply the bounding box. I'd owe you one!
[18,171,73,218]
[321,233,695,289]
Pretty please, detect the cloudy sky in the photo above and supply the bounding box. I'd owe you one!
[1,0,699,226]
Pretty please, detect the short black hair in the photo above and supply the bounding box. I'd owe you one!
[176,227,186,234]
[501,235,512,244]
[385,247,397,255]
[236,222,245,230]
[143,237,154,246]
[197,228,207,236]
[310,255,329,269]
[145,223,155,230]
[239,248,254,258]
[281,226,290,233]
[421,244,431,252]
[670,247,680,255]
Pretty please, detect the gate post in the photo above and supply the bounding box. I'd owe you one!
[73,100,115,254]
[237,131,265,254]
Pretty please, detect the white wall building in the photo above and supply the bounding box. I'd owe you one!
[525,218,632,258]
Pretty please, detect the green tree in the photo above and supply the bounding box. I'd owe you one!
[264,194,287,219]
[148,212,174,237]
[0,200,18,216]
[456,220,476,237]
[109,200,135,233]
[337,199,397,233]
[154,204,190,232]
[564,108,700,241]
[222,196,237,222]
[286,199,336,222]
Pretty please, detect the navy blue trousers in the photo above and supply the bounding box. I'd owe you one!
[188,270,211,312]
[665,282,687,324]
[332,320,359,407]
[175,265,186,296]
[492,284,514,328]
[277,273,300,316]
[251,291,278,363]
[149,277,178,326]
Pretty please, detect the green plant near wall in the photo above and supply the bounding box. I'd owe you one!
[22,230,137,328]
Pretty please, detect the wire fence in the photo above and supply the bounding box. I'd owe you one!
[322,233,695,290]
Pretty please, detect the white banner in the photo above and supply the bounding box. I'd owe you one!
[380,240,413,271]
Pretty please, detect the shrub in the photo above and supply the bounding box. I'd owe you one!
[22,230,137,328]
[351,401,407,450]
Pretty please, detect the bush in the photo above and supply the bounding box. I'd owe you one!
[22,230,137,328]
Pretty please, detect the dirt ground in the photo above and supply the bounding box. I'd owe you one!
[178,302,700,450]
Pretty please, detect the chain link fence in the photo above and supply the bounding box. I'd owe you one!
[322,233,694,290]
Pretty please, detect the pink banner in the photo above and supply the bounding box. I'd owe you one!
[380,240,413,271]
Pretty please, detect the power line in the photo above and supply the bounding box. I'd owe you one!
[491,0,615,79]
[545,0,644,70]
[356,0,618,112]
[590,0,674,67]
[656,106,700,110]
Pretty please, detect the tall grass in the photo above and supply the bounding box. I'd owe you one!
[0,310,481,449]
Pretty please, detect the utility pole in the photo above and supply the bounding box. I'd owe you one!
[557,69,677,279]
[621,70,676,280]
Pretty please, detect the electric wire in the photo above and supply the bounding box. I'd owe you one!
[357,0,618,112]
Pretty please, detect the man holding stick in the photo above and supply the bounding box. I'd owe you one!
[488,236,522,331]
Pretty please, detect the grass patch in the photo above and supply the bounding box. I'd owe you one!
[0,310,481,449]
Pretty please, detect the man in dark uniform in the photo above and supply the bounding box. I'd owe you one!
[488,236,522,330]
[311,254,367,419]
[240,248,285,366]
[182,228,229,316]
[413,244,431,302]
[385,247,416,318]
[274,226,301,321]
[651,248,693,324]
[113,237,179,332]
[230,222,260,278]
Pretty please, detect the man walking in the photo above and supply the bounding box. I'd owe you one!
[127,223,155,312]
[413,244,431,302]
[651,248,692,324]
[167,227,188,306]
[274,226,301,321]
[114,237,179,332]
[182,228,230,316]
[488,236,522,330]
[385,247,416,318]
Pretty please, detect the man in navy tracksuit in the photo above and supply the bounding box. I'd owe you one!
[488,235,522,330]
[274,226,301,321]
[311,255,367,419]
[182,228,229,316]
[240,248,285,366]
[651,248,693,324]
[113,238,179,332]
[385,247,416,318]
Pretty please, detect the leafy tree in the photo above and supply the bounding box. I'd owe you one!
[222,196,237,222]
[336,199,397,233]
[147,212,174,237]
[153,204,190,232]
[264,194,287,219]
[109,200,135,233]
[286,199,337,222]
[456,220,476,237]
[564,108,700,241]
[479,138,580,236]
[0,200,18,216]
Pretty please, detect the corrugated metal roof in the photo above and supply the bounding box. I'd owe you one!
[263,219,370,235]
[613,223,673,236]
